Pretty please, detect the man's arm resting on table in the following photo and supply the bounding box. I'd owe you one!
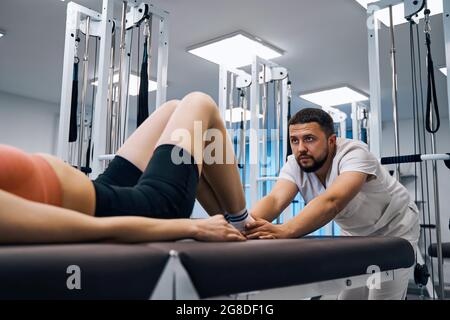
[246,171,368,239]
[250,179,299,222]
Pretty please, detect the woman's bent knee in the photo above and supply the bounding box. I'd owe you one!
[182,92,221,123]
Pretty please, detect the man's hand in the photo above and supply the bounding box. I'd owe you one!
[193,215,246,242]
[244,218,291,239]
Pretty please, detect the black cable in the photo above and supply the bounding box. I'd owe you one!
[416,21,435,299]
[69,60,79,143]
[69,35,80,143]
[424,17,440,133]
[410,21,430,283]
[137,24,149,128]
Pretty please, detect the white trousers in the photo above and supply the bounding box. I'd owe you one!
[337,265,414,300]
[338,220,420,300]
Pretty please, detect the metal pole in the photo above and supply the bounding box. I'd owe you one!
[276,80,281,176]
[58,3,78,161]
[238,90,245,191]
[367,5,382,159]
[121,28,133,145]
[115,1,127,151]
[261,64,268,196]
[90,0,114,178]
[444,0,450,149]
[219,66,228,121]
[106,31,115,155]
[242,88,247,193]
[250,56,261,207]
[389,5,401,178]
[351,102,359,140]
[156,12,169,108]
[77,16,91,170]
[340,120,347,138]
[430,131,445,299]
[275,79,281,224]
[145,16,152,81]
[229,74,234,129]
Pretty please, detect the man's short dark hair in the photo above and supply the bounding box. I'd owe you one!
[288,108,335,137]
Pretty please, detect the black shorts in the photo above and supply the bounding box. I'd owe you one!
[92,144,199,219]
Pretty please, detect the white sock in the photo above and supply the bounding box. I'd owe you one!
[225,208,254,232]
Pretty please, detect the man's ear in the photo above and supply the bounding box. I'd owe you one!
[329,134,337,145]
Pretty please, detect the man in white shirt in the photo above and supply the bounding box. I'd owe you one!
[245,108,419,300]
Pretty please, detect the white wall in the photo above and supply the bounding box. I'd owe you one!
[381,118,450,244]
[0,91,59,154]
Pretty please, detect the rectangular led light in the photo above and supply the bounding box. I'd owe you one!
[0,31,4,39]
[92,73,157,96]
[187,31,283,69]
[225,107,263,123]
[355,0,443,26]
[300,86,368,107]
[440,67,447,76]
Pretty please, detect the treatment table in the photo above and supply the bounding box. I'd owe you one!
[0,236,414,299]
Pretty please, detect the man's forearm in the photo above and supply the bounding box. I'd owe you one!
[284,195,339,238]
[250,195,280,221]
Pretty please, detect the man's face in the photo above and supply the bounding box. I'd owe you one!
[289,122,336,173]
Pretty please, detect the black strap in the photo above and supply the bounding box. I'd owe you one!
[68,61,79,142]
[445,153,450,170]
[425,32,440,133]
[73,166,92,174]
[137,38,149,128]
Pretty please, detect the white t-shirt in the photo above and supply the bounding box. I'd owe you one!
[279,138,419,243]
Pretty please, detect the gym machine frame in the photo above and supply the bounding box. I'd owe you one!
[367,0,450,299]
[57,0,169,178]
[249,56,289,216]
[218,57,290,221]
[367,0,450,158]
[218,66,252,194]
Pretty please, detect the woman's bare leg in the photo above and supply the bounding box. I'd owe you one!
[155,92,245,214]
[196,176,225,216]
[117,99,180,171]
[115,98,227,215]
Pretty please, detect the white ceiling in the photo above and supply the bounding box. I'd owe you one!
[0,0,448,122]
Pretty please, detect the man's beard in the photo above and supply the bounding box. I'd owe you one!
[296,148,328,173]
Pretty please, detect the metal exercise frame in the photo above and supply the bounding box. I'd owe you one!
[367,0,450,299]
[249,56,289,217]
[58,0,169,178]
[367,0,450,159]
